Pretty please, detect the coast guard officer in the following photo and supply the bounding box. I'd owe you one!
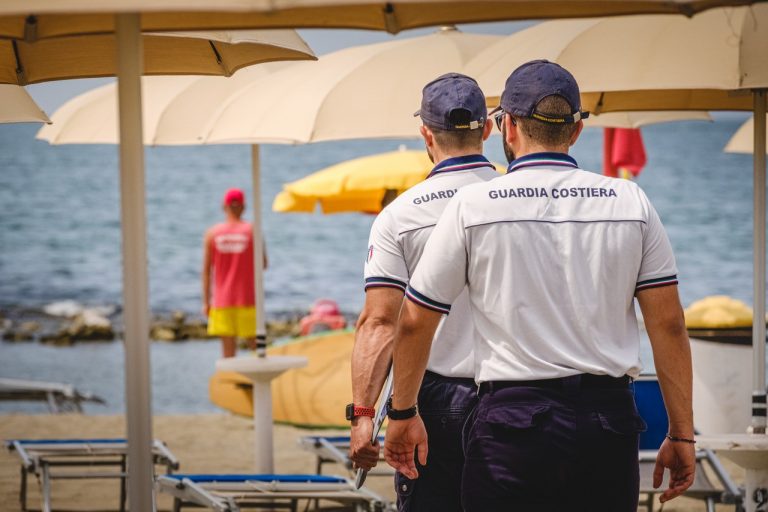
[348,73,496,511]
[384,60,695,511]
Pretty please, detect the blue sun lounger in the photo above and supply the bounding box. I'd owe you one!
[298,435,393,478]
[156,473,389,512]
[5,438,179,512]
[634,376,743,511]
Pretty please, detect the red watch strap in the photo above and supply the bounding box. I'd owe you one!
[354,406,376,418]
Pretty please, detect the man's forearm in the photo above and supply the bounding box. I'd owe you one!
[391,300,442,410]
[352,317,395,407]
[638,286,694,436]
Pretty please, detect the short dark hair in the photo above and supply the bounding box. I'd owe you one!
[430,126,484,152]
[516,95,579,147]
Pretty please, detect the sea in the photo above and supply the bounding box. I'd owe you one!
[0,118,760,414]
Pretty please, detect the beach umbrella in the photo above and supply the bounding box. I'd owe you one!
[584,111,711,129]
[725,115,768,155]
[37,27,503,372]
[468,7,768,440]
[0,21,315,510]
[0,84,49,123]
[0,1,758,37]
[199,26,501,144]
[273,149,505,214]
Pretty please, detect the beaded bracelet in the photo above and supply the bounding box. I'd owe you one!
[666,433,696,444]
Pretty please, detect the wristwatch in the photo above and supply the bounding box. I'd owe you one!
[385,397,418,420]
[345,403,376,421]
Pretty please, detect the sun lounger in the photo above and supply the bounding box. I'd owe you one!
[0,377,105,413]
[156,473,390,511]
[298,435,393,477]
[5,438,179,512]
[634,376,743,511]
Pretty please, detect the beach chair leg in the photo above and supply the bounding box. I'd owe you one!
[19,466,28,512]
[705,497,715,512]
[119,455,127,512]
[173,497,182,512]
[41,462,52,512]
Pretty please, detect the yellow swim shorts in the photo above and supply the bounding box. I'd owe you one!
[207,306,256,338]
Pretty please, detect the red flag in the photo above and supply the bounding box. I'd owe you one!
[603,128,647,179]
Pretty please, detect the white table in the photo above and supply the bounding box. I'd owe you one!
[697,434,768,512]
[215,355,308,473]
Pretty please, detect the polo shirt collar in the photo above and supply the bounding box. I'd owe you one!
[507,152,578,174]
[428,154,492,179]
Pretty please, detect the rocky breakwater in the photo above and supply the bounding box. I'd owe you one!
[2,301,115,345]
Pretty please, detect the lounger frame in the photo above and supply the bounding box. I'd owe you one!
[156,474,390,512]
[298,436,393,477]
[5,438,179,512]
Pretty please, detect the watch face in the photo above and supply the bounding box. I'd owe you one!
[345,403,354,421]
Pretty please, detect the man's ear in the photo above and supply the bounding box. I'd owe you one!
[481,119,493,141]
[569,120,584,147]
[420,125,434,147]
[505,115,518,146]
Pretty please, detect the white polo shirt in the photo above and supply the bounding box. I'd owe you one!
[364,154,499,378]
[407,152,678,383]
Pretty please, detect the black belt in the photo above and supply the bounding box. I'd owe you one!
[424,369,476,387]
[479,374,631,394]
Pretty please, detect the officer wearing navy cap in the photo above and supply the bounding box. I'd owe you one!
[348,73,496,511]
[384,60,695,511]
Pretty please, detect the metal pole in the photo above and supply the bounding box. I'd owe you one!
[116,13,155,510]
[251,144,267,357]
[752,89,767,435]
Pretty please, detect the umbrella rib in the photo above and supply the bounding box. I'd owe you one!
[208,41,230,77]
[11,40,26,86]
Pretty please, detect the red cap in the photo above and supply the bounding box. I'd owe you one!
[223,188,245,206]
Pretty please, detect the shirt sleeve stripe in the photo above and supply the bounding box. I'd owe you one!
[636,275,678,291]
[364,277,407,292]
[405,285,451,314]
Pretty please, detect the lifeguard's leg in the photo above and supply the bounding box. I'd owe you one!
[221,337,237,358]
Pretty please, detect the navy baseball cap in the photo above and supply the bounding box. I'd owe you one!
[491,60,589,124]
[414,73,486,130]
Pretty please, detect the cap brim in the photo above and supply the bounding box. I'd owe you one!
[488,105,502,116]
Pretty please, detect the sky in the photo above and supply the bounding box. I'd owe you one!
[26,21,534,114]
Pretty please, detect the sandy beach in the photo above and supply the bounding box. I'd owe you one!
[0,413,744,511]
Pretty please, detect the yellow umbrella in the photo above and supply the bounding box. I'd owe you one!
[273,149,505,214]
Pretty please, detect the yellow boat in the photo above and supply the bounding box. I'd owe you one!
[209,329,355,428]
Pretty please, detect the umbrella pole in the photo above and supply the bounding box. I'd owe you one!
[753,89,767,435]
[116,13,155,510]
[251,144,267,357]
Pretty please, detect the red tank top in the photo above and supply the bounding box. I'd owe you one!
[209,221,255,308]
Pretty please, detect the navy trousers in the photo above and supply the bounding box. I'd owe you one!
[462,377,645,512]
[396,370,477,512]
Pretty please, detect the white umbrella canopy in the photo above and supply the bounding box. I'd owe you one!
[37,62,293,145]
[584,111,711,129]
[467,8,767,112]
[0,84,49,123]
[0,1,761,35]
[202,27,501,144]
[725,115,768,154]
[0,29,314,85]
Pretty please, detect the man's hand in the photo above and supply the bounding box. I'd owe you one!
[653,437,696,503]
[349,417,380,471]
[384,416,428,479]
